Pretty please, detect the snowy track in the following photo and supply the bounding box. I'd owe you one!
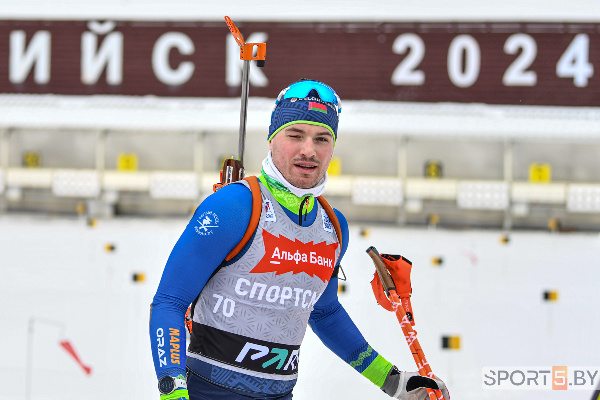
[1,216,598,400]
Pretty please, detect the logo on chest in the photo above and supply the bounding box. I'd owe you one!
[250,230,338,282]
[264,199,277,222]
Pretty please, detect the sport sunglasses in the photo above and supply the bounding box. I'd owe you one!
[274,80,342,114]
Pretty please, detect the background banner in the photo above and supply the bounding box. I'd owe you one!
[1,20,599,106]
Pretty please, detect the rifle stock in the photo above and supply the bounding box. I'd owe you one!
[214,158,245,192]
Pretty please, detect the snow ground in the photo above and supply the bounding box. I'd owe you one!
[0,216,598,400]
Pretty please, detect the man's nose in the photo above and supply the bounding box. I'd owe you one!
[299,138,317,157]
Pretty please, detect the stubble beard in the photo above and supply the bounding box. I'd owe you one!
[290,173,323,189]
[288,157,326,189]
[270,140,331,189]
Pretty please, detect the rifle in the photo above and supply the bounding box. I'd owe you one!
[186,17,266,334]
[213,16,267,192]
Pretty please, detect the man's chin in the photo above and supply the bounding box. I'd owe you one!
[290,177,320,190]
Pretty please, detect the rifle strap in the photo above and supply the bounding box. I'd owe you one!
[316,195,343,252]
[225,176,262,261]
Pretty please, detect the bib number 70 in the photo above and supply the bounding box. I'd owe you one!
[212,294,235,317]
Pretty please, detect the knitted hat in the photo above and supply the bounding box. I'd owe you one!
[268,80,341,142]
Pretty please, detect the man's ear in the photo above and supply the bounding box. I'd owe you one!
[268,137,274,151]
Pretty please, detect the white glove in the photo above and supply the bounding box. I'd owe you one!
[381,367,449,400]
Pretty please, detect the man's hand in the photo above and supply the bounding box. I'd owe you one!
[381,367,449,400]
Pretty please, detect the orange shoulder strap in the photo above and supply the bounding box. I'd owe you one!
[316,195,343,251]
[224,176,262,261]
[225,183,342,262]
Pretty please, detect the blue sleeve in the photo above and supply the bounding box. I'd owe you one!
[149,183,252,379]
[309,210,383,376]
[309,210,367,357]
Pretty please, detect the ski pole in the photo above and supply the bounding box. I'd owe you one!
[366,246,444,400]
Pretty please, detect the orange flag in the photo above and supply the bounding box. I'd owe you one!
[59,340,92,375]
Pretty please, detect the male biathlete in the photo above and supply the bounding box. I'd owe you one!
[149,79,450,400]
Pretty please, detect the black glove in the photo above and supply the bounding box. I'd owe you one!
[381,366,449,399]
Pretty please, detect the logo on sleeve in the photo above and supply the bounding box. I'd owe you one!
[264,199,276,222]
[194,211,219,236]
[251,230,338,282]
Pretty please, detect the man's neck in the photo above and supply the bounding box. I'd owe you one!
[261,151,327,199]
[259,174,315,215]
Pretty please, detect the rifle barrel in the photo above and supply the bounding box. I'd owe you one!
[238,59,250,165]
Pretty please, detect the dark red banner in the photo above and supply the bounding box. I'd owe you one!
[1,20,600,106]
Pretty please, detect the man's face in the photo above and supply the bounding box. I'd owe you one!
[269,123,335,189]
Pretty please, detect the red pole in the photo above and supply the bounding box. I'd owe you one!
[367,247,443,400]
[387,288,442,400]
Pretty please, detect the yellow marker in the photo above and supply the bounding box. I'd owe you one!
[442,336,461,350]
[499,234,510,244]
[359,228,370,238]
[23,151,41,168]
[338,283,347,293]
[431,257,443,266]
[543,290,558,302]
[104,244,116,252]
[76,203,86,215]
[132,273,146,282]
[425,160,443,179]
[548,218,559,232]
[117,153,138,171]
[529,163,551,183]
[327,157,342,176]
[428,214,440,226]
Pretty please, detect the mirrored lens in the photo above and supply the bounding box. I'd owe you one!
[282,81,339,104]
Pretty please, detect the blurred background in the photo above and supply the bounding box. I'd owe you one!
[1,1,599,399]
